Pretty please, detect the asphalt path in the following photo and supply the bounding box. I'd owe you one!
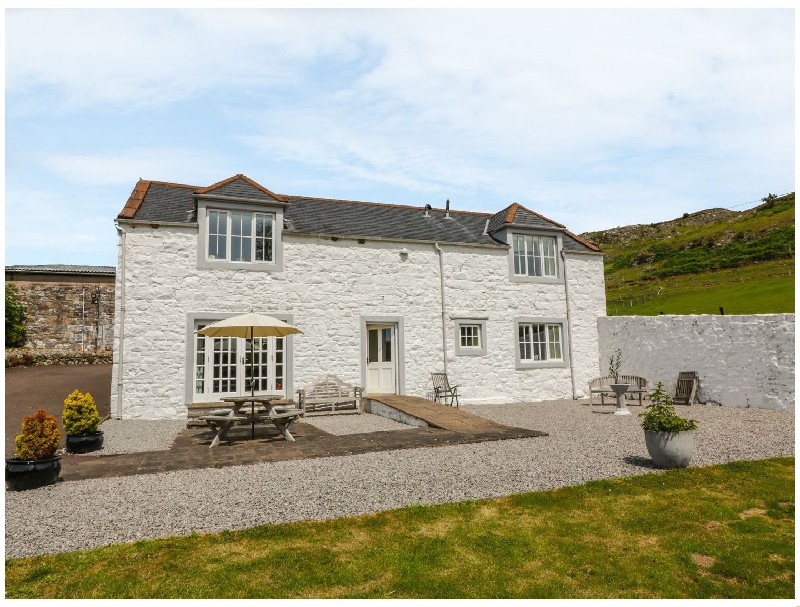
[5,365,112,457]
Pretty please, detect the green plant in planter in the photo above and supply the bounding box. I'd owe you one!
[62,390,102,435]
[639,381,698,432]
[15,409,61,460]
[608,348,623,383]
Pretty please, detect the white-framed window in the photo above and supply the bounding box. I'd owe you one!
[460,324,481,349]
[453,318,488,357]
[513,317,568,369]
[518,323,562,362]
[207,210,274,263]
[513,234,557,277]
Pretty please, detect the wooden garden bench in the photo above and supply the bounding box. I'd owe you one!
[588,374,649,406]
[297,374,363,416]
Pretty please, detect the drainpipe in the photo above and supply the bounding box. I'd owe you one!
[561,249,577,399]
[115,224,126,418]
[81,287,86,352]
[433,243,448,375]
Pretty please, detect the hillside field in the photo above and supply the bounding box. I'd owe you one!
[583,194,795,316]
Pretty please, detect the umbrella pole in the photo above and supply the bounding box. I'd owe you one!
[250,328,255,440]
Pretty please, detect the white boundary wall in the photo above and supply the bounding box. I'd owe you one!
[598,314,795,411]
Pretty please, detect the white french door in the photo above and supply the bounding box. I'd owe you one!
[194,322,285,402]
[366,324,397,394]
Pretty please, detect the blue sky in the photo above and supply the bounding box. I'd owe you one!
[5,8,795,267]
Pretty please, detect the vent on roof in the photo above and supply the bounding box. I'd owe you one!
[423,204,432,218]
[445,199,450,219]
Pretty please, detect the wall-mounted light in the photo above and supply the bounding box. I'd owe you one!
[399,247,409,260]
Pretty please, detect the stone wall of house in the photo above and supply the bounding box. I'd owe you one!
[111,225,606,419]
[597,314,795,411]
[6,279,115,352]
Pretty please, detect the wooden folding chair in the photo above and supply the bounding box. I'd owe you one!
[673,371,698,406]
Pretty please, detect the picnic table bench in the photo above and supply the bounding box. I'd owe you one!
[198,397,303,448]
[588,375,649,406]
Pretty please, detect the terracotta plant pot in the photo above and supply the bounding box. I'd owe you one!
[5,456,62,491]
[644,430,695,469]
[66,430,104,454]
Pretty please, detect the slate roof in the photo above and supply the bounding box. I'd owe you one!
[118,175,600,252]
[6,265,116,275]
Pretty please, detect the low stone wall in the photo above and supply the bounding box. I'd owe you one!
[5,348,113,368]
[597,314,795,411]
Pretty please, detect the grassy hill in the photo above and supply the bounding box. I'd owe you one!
[580,193,795,316]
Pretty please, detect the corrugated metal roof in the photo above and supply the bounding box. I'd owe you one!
[6,265,116,275]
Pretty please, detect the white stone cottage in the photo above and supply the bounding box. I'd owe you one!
[111,174,606,419]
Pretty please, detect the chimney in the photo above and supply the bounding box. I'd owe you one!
[445,199,450,218]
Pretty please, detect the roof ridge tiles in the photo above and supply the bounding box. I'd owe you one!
[280,194,493,217]
[195,174,286,202]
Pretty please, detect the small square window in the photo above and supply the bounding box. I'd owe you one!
[454,319,487,356]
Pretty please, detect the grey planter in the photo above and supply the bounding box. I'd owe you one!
[610,383,631,415]
[644,430,695,469]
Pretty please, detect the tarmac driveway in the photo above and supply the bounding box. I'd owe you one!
[5,364,112,457]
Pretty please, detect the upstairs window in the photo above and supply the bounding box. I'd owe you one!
[513,235,557,277]
[206,210,274,263]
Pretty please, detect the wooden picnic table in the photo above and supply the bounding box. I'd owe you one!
[199,396,302,448]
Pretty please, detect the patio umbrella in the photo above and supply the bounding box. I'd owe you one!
[197,312,303,439]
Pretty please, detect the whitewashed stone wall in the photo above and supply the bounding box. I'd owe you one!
[111,225,606,419]
[597,315,795,411]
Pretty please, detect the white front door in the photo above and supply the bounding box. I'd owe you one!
[193,322,285,402]
[366,324,396,394]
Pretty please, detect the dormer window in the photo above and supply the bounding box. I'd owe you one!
[197,199,284,272]
[513,234,557,277]
[206,210,274,263]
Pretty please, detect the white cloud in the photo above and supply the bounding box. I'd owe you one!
[41,148,228,186]
[6,8,795,244]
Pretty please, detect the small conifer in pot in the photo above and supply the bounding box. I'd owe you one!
[62,390,104,453]
[6,409,62,490]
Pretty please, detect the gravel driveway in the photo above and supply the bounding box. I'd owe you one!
[5,400,794,559]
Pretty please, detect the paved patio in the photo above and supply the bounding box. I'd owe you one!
[60,396,546,482]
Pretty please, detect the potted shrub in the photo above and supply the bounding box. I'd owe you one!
[6,409,62,490]
[639,381,699,468]
[62,390,104,453]
[608,348,630,415]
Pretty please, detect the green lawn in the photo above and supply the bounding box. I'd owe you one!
[5,458,794,599]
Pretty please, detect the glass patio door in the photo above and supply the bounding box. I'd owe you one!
[194,322,285,402]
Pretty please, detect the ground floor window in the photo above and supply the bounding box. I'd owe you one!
[513,317,568,369]
[194,322,284,399]
[453,318,488,357]
[518,322,562,362]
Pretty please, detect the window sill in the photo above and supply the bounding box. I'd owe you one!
[515,359,568,370]
[197,259,282,272]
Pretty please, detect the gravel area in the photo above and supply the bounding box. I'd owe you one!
[72,419,186,456]
[300,412,413,435]
[6,400,794,559]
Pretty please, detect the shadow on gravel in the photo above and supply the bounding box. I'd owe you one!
[623,455,659,469]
